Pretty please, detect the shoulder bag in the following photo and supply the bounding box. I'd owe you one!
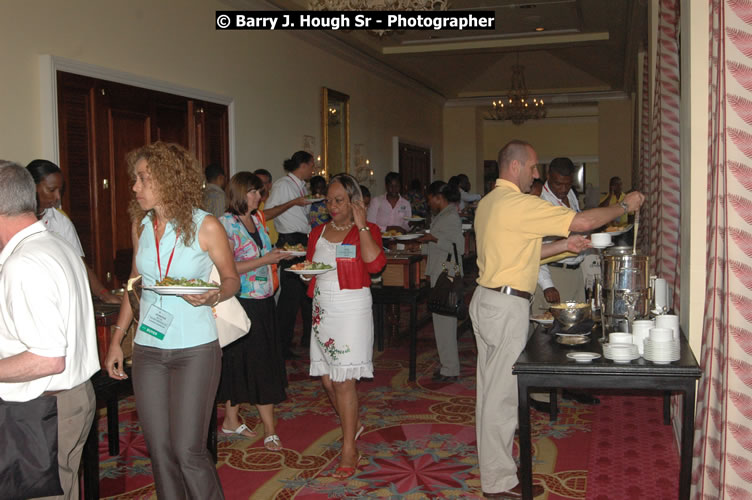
[209,266,251,348]
[0,395,63,500]
[427,243,468,320]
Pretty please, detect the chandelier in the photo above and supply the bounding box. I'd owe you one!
[486,58,546,125]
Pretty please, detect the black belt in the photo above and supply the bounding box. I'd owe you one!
[549,262,580,270]
[483,285,532,300]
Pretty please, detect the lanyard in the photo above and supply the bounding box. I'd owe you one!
[543,184,578,211]
[153,219,179,280]
[287,174,307,197]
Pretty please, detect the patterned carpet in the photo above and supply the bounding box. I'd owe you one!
[95,310,678,499]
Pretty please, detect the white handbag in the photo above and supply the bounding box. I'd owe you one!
[209,266,251,348]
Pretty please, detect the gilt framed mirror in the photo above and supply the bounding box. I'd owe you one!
[321,88,350,177]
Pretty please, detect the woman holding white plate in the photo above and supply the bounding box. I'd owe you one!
[104,142,239,499]
[217,172,293,450]
[301,174,386,479]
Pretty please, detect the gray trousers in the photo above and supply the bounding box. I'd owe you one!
[432,313,460,376]
[132,341,224,500]
[470,286,529,494]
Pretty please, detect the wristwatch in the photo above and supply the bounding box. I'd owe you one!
[619,201,629,214]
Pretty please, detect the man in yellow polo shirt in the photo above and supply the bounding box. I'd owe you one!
[472,140,645,499]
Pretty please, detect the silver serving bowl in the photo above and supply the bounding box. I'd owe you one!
[549,301,592,327]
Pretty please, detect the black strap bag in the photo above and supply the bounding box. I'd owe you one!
[427,243,468,320]
[0,395,63,499]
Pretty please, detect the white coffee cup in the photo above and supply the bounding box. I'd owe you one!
[649,327,673,342]
[655,314,680,340]
[591,233,612,247]
[609,332,633,344]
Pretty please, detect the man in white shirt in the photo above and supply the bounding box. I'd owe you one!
[0,161,99,499]
[457,174,481,211]
[367,172,411,232]
[265,151,315,357]
[532,158,587,309]
[202,163,227,218]
[531,157,599,410]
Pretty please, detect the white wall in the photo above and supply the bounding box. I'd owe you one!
[0,0,443,193]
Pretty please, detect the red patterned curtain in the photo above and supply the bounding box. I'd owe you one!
[640,0,682,313]
[692,0,752,497]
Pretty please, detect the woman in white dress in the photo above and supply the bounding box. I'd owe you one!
[301,174,386,479]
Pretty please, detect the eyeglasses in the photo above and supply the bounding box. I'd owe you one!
[325,197,348,206]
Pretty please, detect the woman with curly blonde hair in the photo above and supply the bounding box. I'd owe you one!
[105,142,239,499]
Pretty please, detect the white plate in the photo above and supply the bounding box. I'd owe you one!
[567,352,601,363]
[404,216,425,222]
[282,250,307,257]
[143,285,218,295]
[591,242,614,249]
[605,224,634,236]
[285,264,336,275]
[462,223,472,230]
[305,197,325,203]
[381,233,400,239]
[395,233,422,241]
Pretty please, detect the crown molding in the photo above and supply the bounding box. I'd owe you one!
[223,0,447,103]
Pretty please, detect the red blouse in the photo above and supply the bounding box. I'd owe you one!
[305,222,386,297]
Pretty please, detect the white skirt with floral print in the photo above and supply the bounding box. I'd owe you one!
[309,279,374,382]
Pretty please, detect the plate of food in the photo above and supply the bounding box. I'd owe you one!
[285,261,336,275]
[381,229,403,239]
[281,242,307,257]
[404,216,425,222]
[530,312,554,325]
[396,233,422,241]
[305,195,325,203]
[604,224,633,236]
[144,277,219,295]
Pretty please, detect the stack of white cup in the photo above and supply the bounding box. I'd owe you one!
[631,319,655,356]
[655,314,680,340]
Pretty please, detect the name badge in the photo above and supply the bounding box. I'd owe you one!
[336,244,357,259]
[139,304,174,340]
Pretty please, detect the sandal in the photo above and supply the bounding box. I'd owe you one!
[355,424,365,441]
[264,434,282,451]
[221,423,257,438]
[332,453,362,480]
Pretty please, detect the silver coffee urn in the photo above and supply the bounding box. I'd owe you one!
[601,246,651,332]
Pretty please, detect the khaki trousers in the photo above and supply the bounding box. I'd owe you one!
[530,266,585,402]
[34,381,96,500]
[470,286,530,494]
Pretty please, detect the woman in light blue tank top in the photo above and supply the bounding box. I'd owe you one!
[104,142,239,500]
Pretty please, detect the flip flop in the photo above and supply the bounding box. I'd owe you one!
[221,423,257,438]
[264,434,282,451]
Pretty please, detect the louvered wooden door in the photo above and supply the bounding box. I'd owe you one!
[57,71,228,288]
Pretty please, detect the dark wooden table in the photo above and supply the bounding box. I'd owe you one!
[370,281,429,381]
[513,329,701,500]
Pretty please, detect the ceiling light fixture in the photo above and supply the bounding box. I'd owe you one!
[486,54,546,125]
[308,0,449,35]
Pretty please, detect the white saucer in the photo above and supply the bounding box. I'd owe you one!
[591,242,614,249]
[567,352,601,363]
